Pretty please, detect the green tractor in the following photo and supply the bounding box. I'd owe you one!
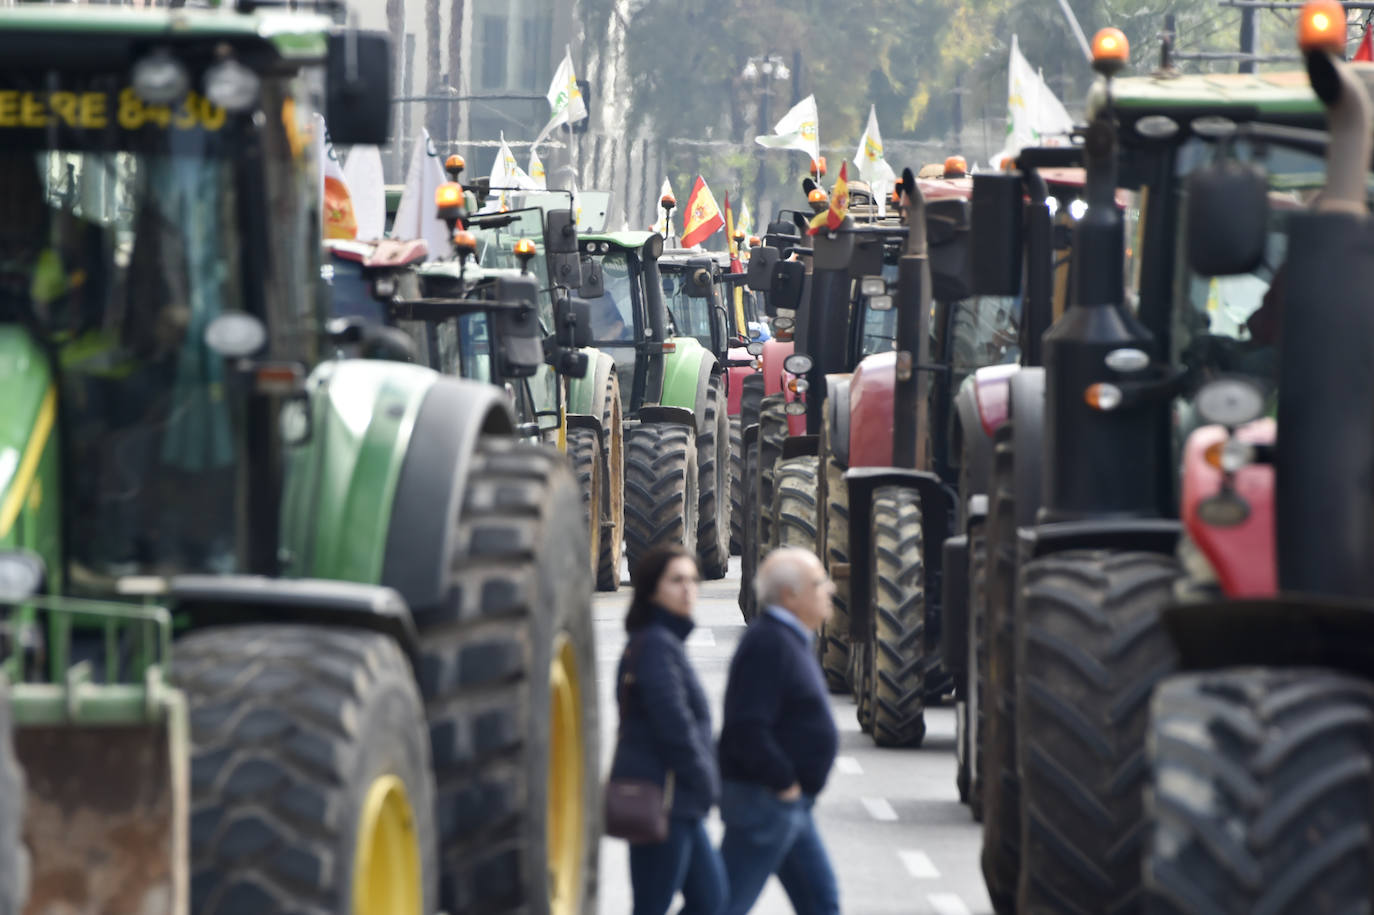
[330,192,627,592]
[0,7,598,915]
[579,231,731,578]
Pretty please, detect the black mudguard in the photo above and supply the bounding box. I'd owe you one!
[1008,367,1045,529]
[565,412,604,436]
[953,380,993,523]
[941,535,970,678]
[1165,595,1374,676]
[381,377,514,616]
[845,467,957,643]
[171,575,421,669]
[826,374,853,467]
[1028,517,1181,560]
[638,404,697,429]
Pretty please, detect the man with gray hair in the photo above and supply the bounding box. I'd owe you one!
[717,547,840,914]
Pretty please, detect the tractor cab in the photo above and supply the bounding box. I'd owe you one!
[577,230,671,415]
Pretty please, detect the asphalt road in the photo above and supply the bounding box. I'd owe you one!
[594,557,993,915]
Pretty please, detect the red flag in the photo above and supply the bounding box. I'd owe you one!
[1357,22,1373,61]
[682,176,725,248]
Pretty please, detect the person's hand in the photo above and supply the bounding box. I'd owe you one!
[778,783,802,801]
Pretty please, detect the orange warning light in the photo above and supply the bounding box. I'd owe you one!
[1092,28,1130,70]
[1298,0,1346,53]
[943,155,968,178]
[453,229,477,253]
[435,182,464,220]
[514,238,537,257]
[811,156,827,178]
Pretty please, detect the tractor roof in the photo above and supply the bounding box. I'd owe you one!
[580,231,657,250]
[0,6,333,63]
[1108,70,1318,118]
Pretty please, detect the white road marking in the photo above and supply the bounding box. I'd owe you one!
[927,893,972,915]
[686,628,717,647]
[898,850,939,879]
[860,797,898,822]
[835,756,863,775]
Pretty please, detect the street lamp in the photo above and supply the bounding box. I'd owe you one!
[743,54,791,226]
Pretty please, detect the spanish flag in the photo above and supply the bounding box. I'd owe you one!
[682,176,725,248]
[808,161,849,235]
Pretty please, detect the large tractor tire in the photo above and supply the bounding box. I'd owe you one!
[624,421,699,575]
[853,638,875,734]
[567,426,604,581]
[0,678,26,915]
[1016,550,1180,914]
[867,486,929,748]
[425,439,600,914]
[596,374,625,592]
[980,429,1020,915]
[738,432,761,622]
[730,374,764,555]
[968,516,987,822]
[173,625,439,915]
[696,375,731,580]
[755,394,788,554]
[818,451,851,693]
[773,455,820,559]
[1145,669,1374,915]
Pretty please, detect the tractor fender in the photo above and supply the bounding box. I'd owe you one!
[1027,518,1181,560]
[377,374,516,613]
[565,347,615,420]
[940,534,970,681]
[824,373,853,468]
[845,467,957,644]
[1164,595,1374,676]
[953,374,998,519]
[660,336,717,433]
[281,361,505,587]
[170,575,421,670]
[1008,367,1045,529]
[848,352,896,469]
[971,363,1021,439]
[565,413,604,436]
[637,404,697,430]
[1181,420,1276,598]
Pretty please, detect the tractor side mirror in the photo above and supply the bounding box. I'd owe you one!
[928,197,972,301]
[545,209,579,254]
[579,257,604,299]
[746,247,780,291]
[495,275,545,377]
[971,173,1024,296]
[1186,161,1269,277]
[686,267,713,299]
[812,219,855,271]
[550,251,583,289]
[558,296,594,349]
[769,260,805,315]
[326,31,392,144]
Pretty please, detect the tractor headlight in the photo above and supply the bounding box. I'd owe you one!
[131,49,190,106]
[0,551,45,602]
[204,58,261,112]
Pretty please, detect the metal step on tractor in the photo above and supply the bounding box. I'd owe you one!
[0,7,598,914]
[576,226,731,578]
[1135,6,1374,910]
[952,25,1334,914]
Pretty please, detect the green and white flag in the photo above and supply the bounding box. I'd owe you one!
[754,94,820,166]
[737,201,753,239]
[991,35,1074,168]
[853,105,897,216]
[533,47,588,147]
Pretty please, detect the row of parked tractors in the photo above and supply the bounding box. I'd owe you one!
[734,7,1374,913]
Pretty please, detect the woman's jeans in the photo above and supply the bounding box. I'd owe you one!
[629,816,727,915]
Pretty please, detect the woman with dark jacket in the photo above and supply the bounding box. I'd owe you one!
[610,545,727,914]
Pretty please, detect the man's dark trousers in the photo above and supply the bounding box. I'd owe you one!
[719,780,839,915]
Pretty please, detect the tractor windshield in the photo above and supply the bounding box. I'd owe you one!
[660,266,714,348]
[474,207,551,320]
[587,249,638,343]
[0,68,320,579]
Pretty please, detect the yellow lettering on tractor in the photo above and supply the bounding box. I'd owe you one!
[0,91,17,126]
[19,92,47,128]
[78,92,107,129]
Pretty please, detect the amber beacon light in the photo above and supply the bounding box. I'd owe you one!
[1299,0,1346,53]
[1091,28,1130,74]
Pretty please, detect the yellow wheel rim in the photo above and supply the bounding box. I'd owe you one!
[352,774,422,915]
[547,634,586,915]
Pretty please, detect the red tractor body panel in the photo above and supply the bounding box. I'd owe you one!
[972,363,1021,437]
[725,345,754,415]
[1181,420,1277,598]
[761,338,805,435]
[847,352,897,468]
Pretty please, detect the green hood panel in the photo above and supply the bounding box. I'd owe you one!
[0,328,60,567]
[281,359,441,584]
[660,336,714,415]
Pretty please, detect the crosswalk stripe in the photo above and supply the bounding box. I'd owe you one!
[835,756,863,775]
[861,797,898,821]
[898,850,939,879]
[927,893,972,915]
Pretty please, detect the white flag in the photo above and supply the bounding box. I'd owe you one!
[853,105,897,216]
[991,35,1075,167]
[483,133,540,212]
[343,145,387,241]
[533,47,588,147]
[655,177,675,235]
[528,147,548,190]
[738,201,753,239]
[754,94,820,166]
[392,128,450,259]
